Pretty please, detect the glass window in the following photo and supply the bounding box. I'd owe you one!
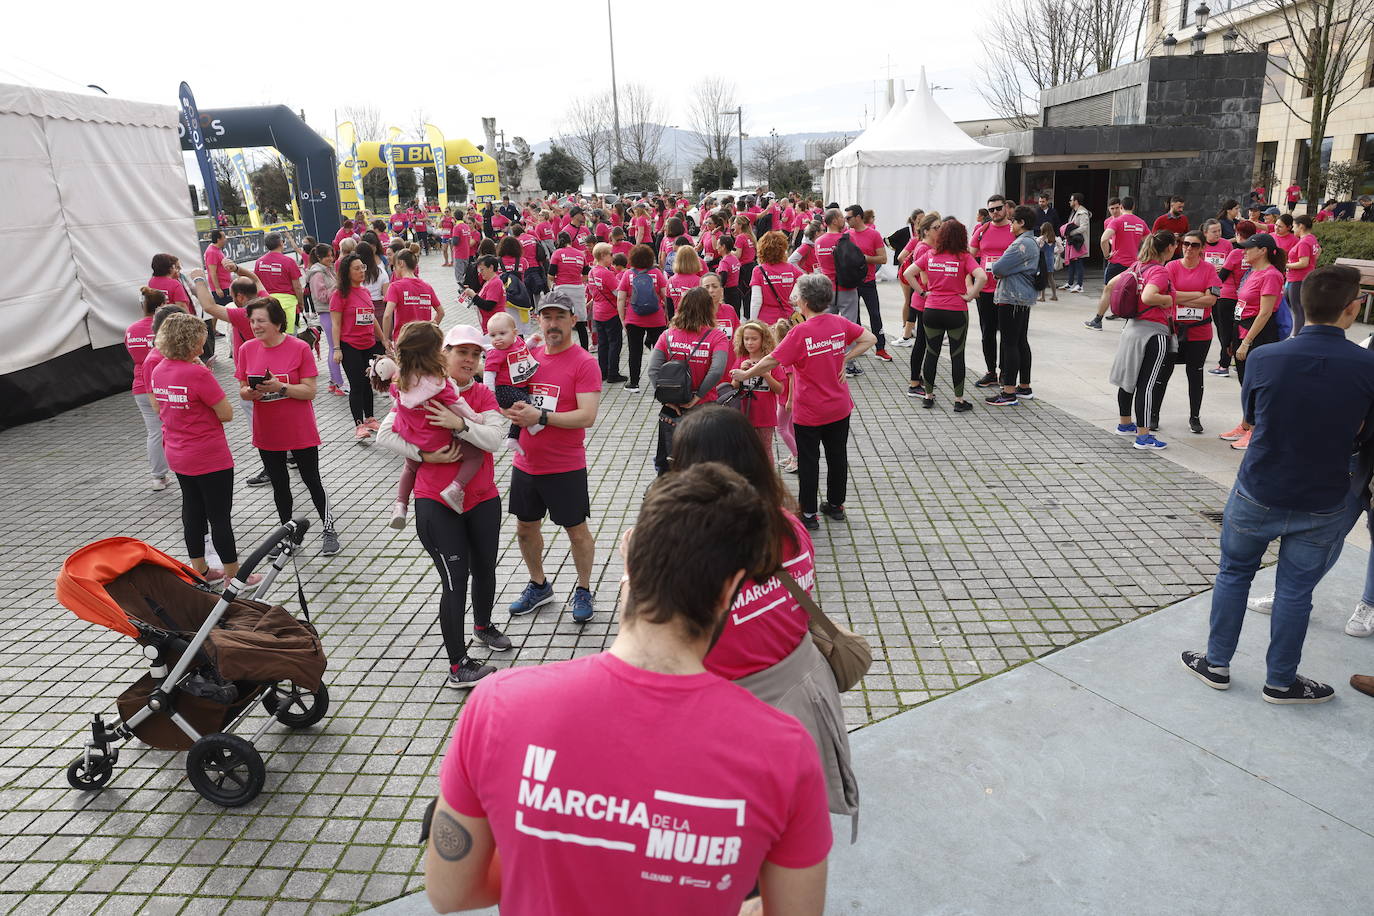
[1358,134,1374,197]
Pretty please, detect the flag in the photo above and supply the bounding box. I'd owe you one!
[425,124,448,211]
[177,82,220,217]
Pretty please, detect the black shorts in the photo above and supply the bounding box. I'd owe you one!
[508,467,590,528]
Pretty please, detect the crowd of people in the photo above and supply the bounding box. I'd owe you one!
[119,177,1374,914]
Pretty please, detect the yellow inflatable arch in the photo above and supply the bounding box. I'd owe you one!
[336,122,501,217]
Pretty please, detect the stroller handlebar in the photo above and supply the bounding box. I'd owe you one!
[232,517,311,584]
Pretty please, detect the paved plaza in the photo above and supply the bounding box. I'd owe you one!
[0,256,1266,913]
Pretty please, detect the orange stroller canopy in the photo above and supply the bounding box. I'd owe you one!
[56,538,200,639]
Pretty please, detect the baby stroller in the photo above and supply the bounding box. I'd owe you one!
[55,517,328,807]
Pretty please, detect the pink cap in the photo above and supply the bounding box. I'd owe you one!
[443,324,488,349]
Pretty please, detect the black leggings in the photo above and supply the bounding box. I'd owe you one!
[1214,299,1237,368]
[857,280,885,349]
[595,316,623,380]
[575,321,590,350]
[996,304,1031,387]
[1234,319,1280,385]
[1156,337,1211,420]
[625,324,665,387]
[976,292,998,375]
[259,447,334,531]
[340,341,383,424]
[414,496,501,666]
[922,308,970,397]
[176,468,237,564]
[1115,334,1169,429]
[908,308,926,382]
[795,416,850,516]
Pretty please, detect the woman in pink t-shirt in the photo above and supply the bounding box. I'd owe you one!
[906,219,987,411]
[384,249,444,343]
[1164,230,1221,434]
[899,214,941,396]
[1104,230,1178,450]
[1284,214,1321,333]
[750,231,805,327]
[330,253,389,440]
[127,286,171,490]
[616,244,669,392]
[701,273,741,338]
[665,245,703,321]
[645,287,730,475]
[733,215,758,292]
[587,242,625,382]
[235,296,339,557]
[148,312,249,585]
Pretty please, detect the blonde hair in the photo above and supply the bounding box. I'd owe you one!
[155,312,206,361]
[672,245,703,276]
[592,241,613,262]
[733,320,777,359]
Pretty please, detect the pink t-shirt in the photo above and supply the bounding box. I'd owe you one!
[1274,231,1299,257]
[587,265,619,323]
[629,215,651,243]
[971,222,1015,292]
[814,231,844,285]
[713,303,740,338]
[770,313,864,427]
[1287,234,1320,282]
[848,225,884,283]
[485,338,539,388]
[654,327,731,403]
[476,276,506,333]
[413,382,500,511]
[618,268,668,328]
[203,244,231,292]
[1218,247,1247,299]
[454,225,474,260]
[726,351,783,430]
[794,241,818,273]
[666,271,701,306]
[1106,214,1150,267]
[914,251,979,312]
[125,316,155,395]
[512,344,601,475]
[705,514,814,678]
[1236,264,1284,327]
[734,232,756,264]
[149,359,233,476]
[612,240,633,258]
[1132,262,1173,326]
[750,262,804,325]
[1202,241,1231,271]
[1166,259,1221,341]
[390,376,461,454]
[233,335,321,452]
[147,275,192,311]
[438,652,831,916]
[330,286,380,349]
[385,277,440,340]
[254,251,302,297]
[550,247,587,286]
[717,254,741,288]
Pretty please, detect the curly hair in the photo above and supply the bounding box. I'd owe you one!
[155,311,206,361]
[934,219,970,255]
[756,231,789,265]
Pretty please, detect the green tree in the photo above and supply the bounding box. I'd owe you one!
[445,166,469,202]
[771,160,815,196]
[611,161,661,194]
[537,144,585,193]
[211,153,244,223]
[250,159,291,219]
[691,157,737,194]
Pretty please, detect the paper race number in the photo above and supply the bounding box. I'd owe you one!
[507,349,538,386]
[355,306,375,326]
[1176,306,1206,322]
[527,382,560,411]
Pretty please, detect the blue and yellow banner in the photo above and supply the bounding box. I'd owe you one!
[425,124,448,211]
[227,147,262,228]
[383,126,402,214]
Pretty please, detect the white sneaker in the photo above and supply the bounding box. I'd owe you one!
[1247,593,1274,614]
[388,501,408,529]
[1072,284,1084,293]
[1346,600,1374,637]
[894,335,916,348]
[1057,283,1071,290]
[150,474,169,491]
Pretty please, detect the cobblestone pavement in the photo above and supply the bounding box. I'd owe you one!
[0,253,1237,913]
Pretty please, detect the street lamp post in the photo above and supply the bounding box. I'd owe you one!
[1162,32,1178,56]
[1223,27,1240,54]
[607,0,624,163]
[1191,3,1211,54]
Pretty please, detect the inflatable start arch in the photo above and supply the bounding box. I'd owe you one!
[336,122,501,217]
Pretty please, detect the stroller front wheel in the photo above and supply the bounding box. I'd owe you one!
[66,750,115,791]
[262,681,330,729]
[187,733,266,807]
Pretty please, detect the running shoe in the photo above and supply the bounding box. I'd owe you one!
[1072,284,1084,293]
[922,396,935,409]
[388,501,408,530]
[445,658,496,689]
[473,624,513,651]
[150,475,169,492]
[1346,601,1374,637]
[781,456,798,473]
[1218,422,1247,441]
[985,392,1019,407]
[800,513,820,531]
[953,400,973,413]
[570,587,596,623]
[973,372,999,388]
[1262,675,1335,705]
[894,335,916,347]
[320,530,342,556]
[1105,313,1119,320]
[873,348,894,362]
[1057,282,1071,290]
[246,471,271,487]
[624,383,641,393]
[354,424,372,441]
[1248,594,1273,614]
[1230,429,1252,450]
[1207,366,1230,377]
[907,384,925,398]
[1114,423,1138,436]
[1014,387,1034,400]
[820,502,846,522]
[844,364,864,377]
[509,579,555,615]
[608,374,628,383]
[1084,316,1103,330]
[329,383,349,397]
[1133,433,1168,450]
[364,418,381,432]
[1189,417,1204,434]
[1181,650,1230,690]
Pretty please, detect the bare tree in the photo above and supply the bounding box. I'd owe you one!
[339,104,383,141]
[411,108,431,142]
[560,93,615,192]
[1245,0,1374,205]
[622,83,667,169]
[687,77,738,163]
[746,132,794,186]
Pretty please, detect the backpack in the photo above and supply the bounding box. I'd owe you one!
[501,270,533,311]
[833,234,867,288]
[1109,266,1144,319]
[629,269,660,316]
[755,212,774,235]
[1033,244,1050,292]
[654,329,712,405]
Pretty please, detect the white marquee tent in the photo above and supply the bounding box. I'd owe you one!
[823,70,1008,237]
[0,83,198,426]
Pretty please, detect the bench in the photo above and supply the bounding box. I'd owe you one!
[1334,258,1374,323]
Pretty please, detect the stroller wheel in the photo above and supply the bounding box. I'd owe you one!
[66,750,115,791]
[262,681,330,729]
[187,733,265,807]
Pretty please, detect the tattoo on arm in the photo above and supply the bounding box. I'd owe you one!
[433,809,474,861]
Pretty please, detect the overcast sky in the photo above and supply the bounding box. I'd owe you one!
[5,1,1002,144]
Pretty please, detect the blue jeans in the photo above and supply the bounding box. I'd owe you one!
[1066,259,1084,287]
[1207,483,1359,687]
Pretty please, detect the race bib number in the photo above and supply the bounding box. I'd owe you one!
[1177,306,1206,322]
[258,372,290,402]
[355,305,375,326]
[1204,253,1225,267]
[716,319,735,334]
[527,382,560,411]
[983,255,998,269]
[1234,302,1246,319]
[507,349,538,386]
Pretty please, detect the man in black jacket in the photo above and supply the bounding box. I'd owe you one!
[1034,193,1060,237]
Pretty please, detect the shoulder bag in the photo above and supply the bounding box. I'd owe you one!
[775,570,873,692]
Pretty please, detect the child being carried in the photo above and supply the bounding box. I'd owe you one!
[482,311,544,452]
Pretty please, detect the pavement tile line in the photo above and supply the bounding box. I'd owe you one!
[0,260,1247,913]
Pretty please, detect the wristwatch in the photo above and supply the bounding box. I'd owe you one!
[539,408,549,427]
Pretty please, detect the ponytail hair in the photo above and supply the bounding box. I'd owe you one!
[1265,245,1288,272]
[140,286,167,316]
[1137,230,1176,265]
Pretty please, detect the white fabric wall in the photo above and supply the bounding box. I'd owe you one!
[825,157,1007,238]
[0,84,197,374]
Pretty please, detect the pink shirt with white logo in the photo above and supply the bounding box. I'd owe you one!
[1218,247,1247,300]
[914,251,979,312]
[1166,258,1221,341]
[232,335,321,452]
[814,231,844,284]
[512,345,602,475]
[770,313,865,426]
[254,251,301,296]
[716,254,741,288]
[1287,234,1320,282]
[654,327,730,403]
[750,262,804,325]
[971,222,1015,292]
[587,265,620,323]
[551,247,587,286]
[149,359,233,476]
[438,652,832,916]
[385,277,440,340]
[125,316,156,395]
[1106,214,1150,267]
